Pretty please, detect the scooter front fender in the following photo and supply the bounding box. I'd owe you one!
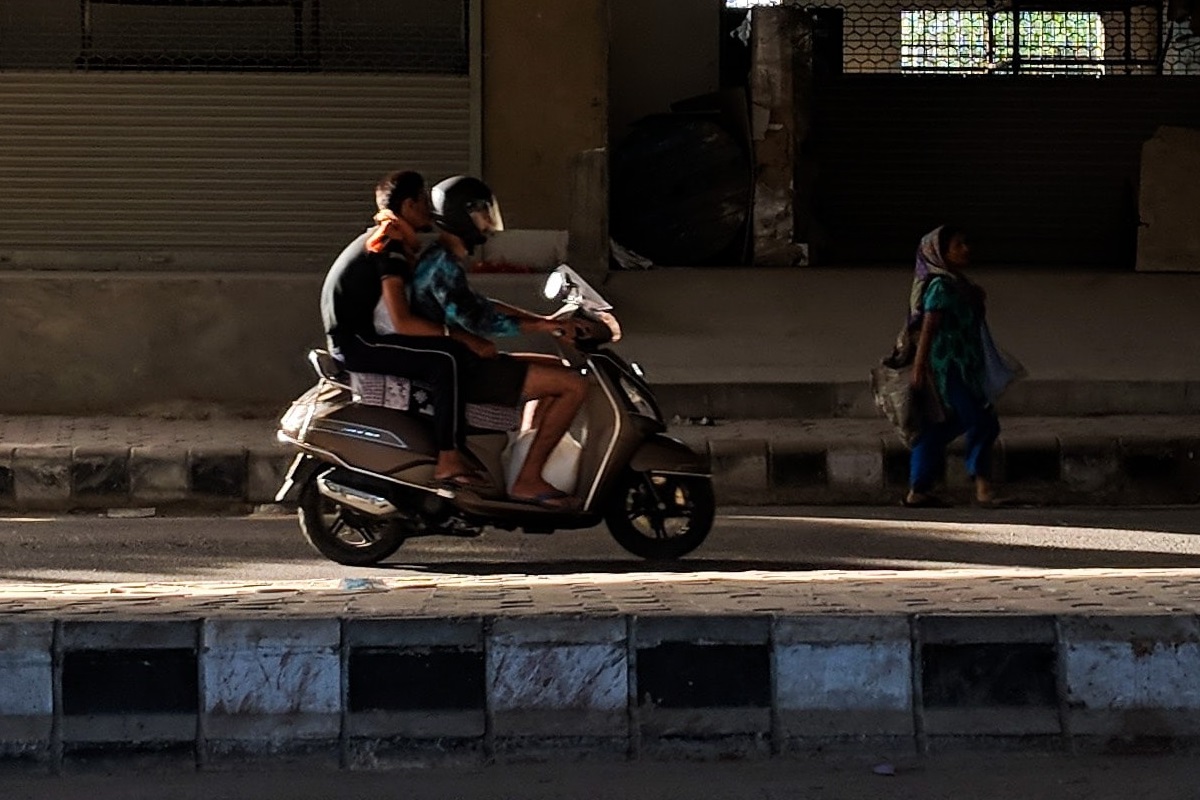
[628,434,710,476]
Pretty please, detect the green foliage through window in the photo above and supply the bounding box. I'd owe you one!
[901,9,1105,73]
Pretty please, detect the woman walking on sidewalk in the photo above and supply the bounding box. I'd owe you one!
[905,224,1003,508]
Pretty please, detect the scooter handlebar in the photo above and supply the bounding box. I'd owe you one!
[567,308,620,350]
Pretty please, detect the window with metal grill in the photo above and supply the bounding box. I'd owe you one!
[721,0,1198,76]
[901,9,1105,74]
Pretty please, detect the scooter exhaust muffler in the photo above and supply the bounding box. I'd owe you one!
[316,472,398,517]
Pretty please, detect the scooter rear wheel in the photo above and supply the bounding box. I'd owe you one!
[604,471,715,560]
[298,474,410,566]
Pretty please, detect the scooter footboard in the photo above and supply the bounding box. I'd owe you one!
[628,434,710,476]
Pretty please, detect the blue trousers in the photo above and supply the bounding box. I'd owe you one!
[909,372,1000,493]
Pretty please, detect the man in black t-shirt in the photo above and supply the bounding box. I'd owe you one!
[319,170,486,488]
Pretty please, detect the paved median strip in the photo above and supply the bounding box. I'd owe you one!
[1,572,1200,766]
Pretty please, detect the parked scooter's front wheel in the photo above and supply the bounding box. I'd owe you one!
[298,474,411,566]
[604,471,715,560]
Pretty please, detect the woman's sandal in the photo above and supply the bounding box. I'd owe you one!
[975,496,1017,509]
[901,494,951,508]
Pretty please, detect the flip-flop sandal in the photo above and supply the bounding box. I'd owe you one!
[436,471,489,489]
[510,489,582,511]
[901,494,951,508]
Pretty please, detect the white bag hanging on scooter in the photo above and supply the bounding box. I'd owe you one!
[503,429,583,495]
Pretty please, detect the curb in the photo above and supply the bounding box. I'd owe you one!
[701,433,1200,507]
[653,380,1200,420]
[0,444,289,512]
[2,431,1199,511]
[2,613,1198,768]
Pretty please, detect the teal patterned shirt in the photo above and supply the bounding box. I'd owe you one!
[923,276,986,402]
[408,246,521,338]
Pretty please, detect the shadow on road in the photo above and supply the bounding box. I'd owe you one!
[4,507,1200,581]
[385,508,1200,573]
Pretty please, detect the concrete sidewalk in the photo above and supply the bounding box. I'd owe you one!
[0,412,1195,513]
[1,268,1199,510]
[0,413,1196,511]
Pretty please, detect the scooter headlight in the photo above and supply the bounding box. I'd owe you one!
[543,271,568,301]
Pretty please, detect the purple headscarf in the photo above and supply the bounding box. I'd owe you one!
[908,225,955,324]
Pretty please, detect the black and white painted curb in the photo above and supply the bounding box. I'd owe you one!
[1,431,1198,511]
[2,614,1198,767]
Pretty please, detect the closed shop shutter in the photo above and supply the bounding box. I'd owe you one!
[0,71,472,270]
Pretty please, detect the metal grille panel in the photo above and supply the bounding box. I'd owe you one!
[0,0,468,73]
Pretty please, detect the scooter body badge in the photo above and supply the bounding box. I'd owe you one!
[318,421,409,450]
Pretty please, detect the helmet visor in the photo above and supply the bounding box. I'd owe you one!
[468,198,504,236]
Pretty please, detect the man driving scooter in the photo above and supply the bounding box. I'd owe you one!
[409,175,588,512]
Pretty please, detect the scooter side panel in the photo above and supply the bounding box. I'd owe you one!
[304,405,438,477]
[586,414,666,508]
[574,383,618,498]
[575,383,663,510]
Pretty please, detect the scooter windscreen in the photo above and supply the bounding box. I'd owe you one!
[544,265,621,347]
[544,265,613,312]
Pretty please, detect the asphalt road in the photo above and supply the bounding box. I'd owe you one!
[2,753,1199,800]
[3,505,1200,583]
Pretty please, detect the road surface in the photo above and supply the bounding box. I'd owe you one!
[3,505,1200,582]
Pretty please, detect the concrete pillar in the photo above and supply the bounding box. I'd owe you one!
[482,0,609,231]
[749,6,811,267]
[1136,126,1200,272]
[566,148,611,285]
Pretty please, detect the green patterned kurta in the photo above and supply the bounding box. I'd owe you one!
[922,276,985,403]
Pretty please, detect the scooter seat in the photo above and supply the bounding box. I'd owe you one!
[348,370,520,432]
[306,350,520,432]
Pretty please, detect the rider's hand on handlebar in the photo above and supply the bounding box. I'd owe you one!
[557,320,587,344]
[532,317,571,340]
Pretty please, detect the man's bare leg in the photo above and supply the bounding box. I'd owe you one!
[511,353,567,433]
[509,364,586,505]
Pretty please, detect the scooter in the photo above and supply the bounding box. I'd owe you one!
[275,265,714,566]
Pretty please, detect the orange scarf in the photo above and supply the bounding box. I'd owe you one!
[365,210,421,260]
[367,210,473,268]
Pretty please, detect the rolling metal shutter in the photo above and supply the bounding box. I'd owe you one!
[0,71,473,270]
